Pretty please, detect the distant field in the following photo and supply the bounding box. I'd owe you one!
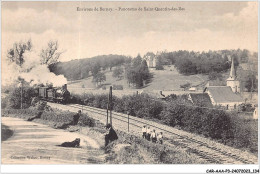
[67,65,208,96]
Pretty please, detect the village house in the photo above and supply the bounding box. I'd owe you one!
[143,53,157,68]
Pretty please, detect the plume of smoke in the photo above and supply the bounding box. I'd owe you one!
[2,49,67,87]
[2,59,21,86]
[20,65,67,87]
[22,51,41,70]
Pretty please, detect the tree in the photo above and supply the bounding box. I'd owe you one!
[6,40,32,109]
[139,60,150,80]
[131,54,142,67]
[90,62,101,77]
[125,66,135,87]
[40,40,63,66]
[245,74,258,92]
[125,58,152,88]
[155,63,164,70]
[92,72,106,87]
[231,54,239,67]
[112,66,124,80]
[7,39,32,66]
[208,72,223,81]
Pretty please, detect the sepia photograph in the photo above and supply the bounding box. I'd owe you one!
[1,0,259,173]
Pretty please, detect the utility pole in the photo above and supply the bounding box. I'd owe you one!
[106,91,109,125]
[109,86,113,126]
[21,80,23,109]
[19,51,23,109]
[128,112,130,132]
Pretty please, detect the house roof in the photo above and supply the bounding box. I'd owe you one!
[189,93,213,107]
[206,86,243,103]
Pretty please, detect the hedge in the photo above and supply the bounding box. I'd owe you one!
[2,109,95,128]
[71,93,258,153]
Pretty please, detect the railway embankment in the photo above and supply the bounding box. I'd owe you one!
[47,103,258,164]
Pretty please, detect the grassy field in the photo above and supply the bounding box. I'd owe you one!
[67,65,208,96]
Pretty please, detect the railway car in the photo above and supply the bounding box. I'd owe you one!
[37,84,70,104]
[39,87,49,99]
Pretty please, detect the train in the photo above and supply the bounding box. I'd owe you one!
[36,84,70,103]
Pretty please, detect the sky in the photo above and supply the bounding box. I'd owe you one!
[2,1,258,62]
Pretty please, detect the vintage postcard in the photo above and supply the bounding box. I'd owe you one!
[1,1,259,173]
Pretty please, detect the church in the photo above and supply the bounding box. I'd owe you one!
[204,57,243,110]
[189,57,243,110]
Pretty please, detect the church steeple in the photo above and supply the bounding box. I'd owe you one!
[226,57,240,93]
[229,57,236,80]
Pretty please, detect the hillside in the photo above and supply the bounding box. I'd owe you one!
[50,55,130,80]
[67,65,208,95]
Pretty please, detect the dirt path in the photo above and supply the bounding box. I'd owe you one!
[1,117,105,164]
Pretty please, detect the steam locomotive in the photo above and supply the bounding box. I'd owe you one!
[36,84,70,103]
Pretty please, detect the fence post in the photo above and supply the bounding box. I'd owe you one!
[82,104,83,113]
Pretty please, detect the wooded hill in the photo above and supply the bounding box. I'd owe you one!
[49,55,131,80]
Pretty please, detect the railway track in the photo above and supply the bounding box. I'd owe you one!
[48,103,258,164]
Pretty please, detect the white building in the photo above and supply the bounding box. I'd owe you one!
[144,54,157,68]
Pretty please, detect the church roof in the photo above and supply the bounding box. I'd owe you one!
[206,86,243,103]
[189,93,213,107]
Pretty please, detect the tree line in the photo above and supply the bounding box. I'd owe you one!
[150,49,254,75]
[49,55,131,81]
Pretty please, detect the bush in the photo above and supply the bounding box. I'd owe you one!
[238,103,254,112]
[2,109,39,118]
[1,97,8,109]
[228,115,258,153]
[2,108,95,128]
[113,85,123,90]
[155,64,164,70]
[3,87,37,109]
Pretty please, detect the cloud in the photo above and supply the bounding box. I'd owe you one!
[2,8,80,34]
[2,1,258,61]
